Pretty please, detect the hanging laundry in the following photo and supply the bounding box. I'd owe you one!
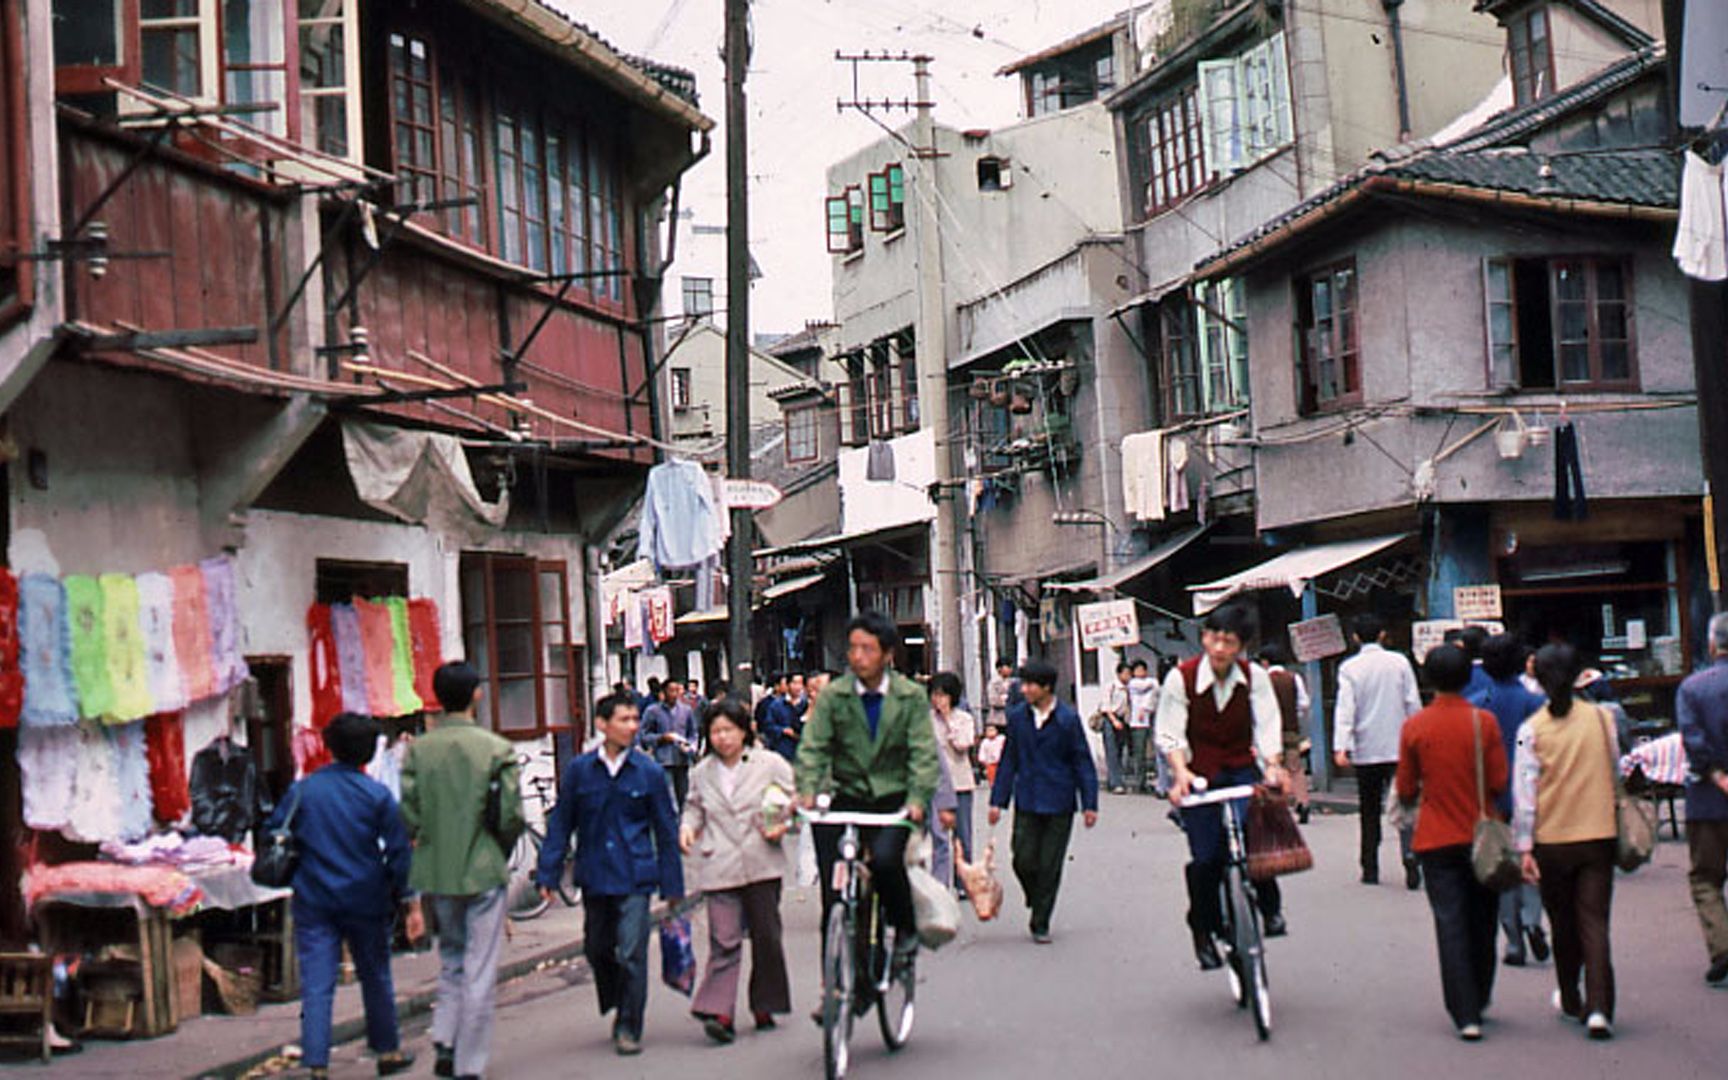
[1167,436,1192,514]
[640,595,658,657]
[0,570,20,728]
[637,459,724,571]
[67,722,123,844]
[407,599,442,711]
[622,592,644,651]
[65,575,116,721]
[1554,422,1588,521]
[307,604,343,729]
[866,439,897,481]
[1121,431,1166,522]
[645,587,676,644]
[1674,150,1727,282]
[354,598,401,717]
[101,574,155,723]
[200,557,248,694]
[293,723,333,777]
[112,720,155,842]
[189,734,259,843]
[710,471,732,545]
[366,733,403,802]
[694,552,719,612]
[170,564,218,704]
[330,602,372,716]
[19,574,78,727]
[18,724,78,831]
[384,598,424,714]
[135,572,187,714]
[145,712,191,824]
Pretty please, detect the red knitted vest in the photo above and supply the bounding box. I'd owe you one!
[1180,656,1256,778]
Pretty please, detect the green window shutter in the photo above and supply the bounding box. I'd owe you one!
[888,164,905,208]
[1197,59,1242,177]
[1267,32,1294,151]
[1483,257,1520,388]
[868,171,891,231]
[826,195,851,253]
[1225,278,1249,407]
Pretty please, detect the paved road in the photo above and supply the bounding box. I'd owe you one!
[318,793,1722,1079]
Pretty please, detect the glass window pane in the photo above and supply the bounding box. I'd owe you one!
[497,678,539,732]
[1558,302,1589,342]
[1598,303,1628,342]
[1490,304,1514,345]
[300,0,344,16]
[539,571,566,622]
[1600,341,1630,381]
[544,674,570,728]
[143,0,197,16]
[494,566,536,621]
[301,22,346,88]
[1554,263,1586,300]
[497,626,536,677]
[303,92,348,156]
[1596,263,1625,301]
[142,28,202,97]
[1487,260,1511,301]
[54,0,123,66]
[1560,343,1591,382]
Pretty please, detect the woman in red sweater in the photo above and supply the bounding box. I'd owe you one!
[1396,644,1508,1042]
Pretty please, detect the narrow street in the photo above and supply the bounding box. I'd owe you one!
[314,794,1719,1078]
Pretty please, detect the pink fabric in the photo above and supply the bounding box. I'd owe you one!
[170,566,217,703]
[25,861,203,915]
[354,599,400,717]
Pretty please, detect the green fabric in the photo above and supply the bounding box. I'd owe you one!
[400,716,523,895]
[383,597,423,714]
[101,574,154,723]
[64,575,114,721]
[795,671,940,811]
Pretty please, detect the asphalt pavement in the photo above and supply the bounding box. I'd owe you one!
[294,792,1723,1079]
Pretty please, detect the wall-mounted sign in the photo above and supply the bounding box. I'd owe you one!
[1076,599,1140,650]
[1288,614,1348,664]
[724,479,783,511]
[1453,585,1503,621]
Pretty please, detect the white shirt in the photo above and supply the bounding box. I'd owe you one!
[1031,700,1055,730]
[1126,675,1160,728]
[1333,643,1423,765]
[850,672,892,697]
[1154,659,1282,766]
[717,758,742,801]
[600,744,630,777]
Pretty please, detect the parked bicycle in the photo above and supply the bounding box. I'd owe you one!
[1178,782,1272,1041]
[799,801,917,1080]
[506,760,579,922]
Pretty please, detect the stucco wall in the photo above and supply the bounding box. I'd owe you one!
[838,427,937,534]
[667,323,815,446]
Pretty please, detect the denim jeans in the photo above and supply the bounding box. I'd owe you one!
[1100,723,1126,789]
[585,893,654,1039]
[294,902,399,1069]
[1179,764,1280,935]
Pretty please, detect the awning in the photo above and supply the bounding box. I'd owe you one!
[753,520,928,559]
[1108,274,1191,319]
[1045,525,1209,593]
[676,608,729,626]
[761,573,828,601]
[1188,534,1410,615]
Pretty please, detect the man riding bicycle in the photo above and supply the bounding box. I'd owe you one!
[796,611,940,1000]
[1155,602,1291,970]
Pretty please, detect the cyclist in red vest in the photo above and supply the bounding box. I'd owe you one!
[1156,602,1290,970]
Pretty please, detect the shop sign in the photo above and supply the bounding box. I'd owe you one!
[1076,599,1139,650]
[1288,614,1348,663]
[724,479,783,510]
[1040,596,1070,640]
[1412,618,1505,660]
[1453,584,1503,621]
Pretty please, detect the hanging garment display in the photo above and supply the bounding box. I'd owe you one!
[101,574,155,723]
[64,575,115,722]
[1121,431,1166,522]
[866,439,897,481]
[1674,150,1728,282]
[201,556,248,694]
[112,720,155,842]
[145,712,191,824]
[1554,422,1588,521]
[640,595,658,657]
[622,593,644,651]
[18,724,78,831]
[19,574,78,728]
[384,598,424,715]
[330,602,371,716]
[170,564,218,704]
[307,603,343,729]
[1166,436,1192,514]
[0,570,21,728]
[189,734,259,844]
[293,723,333,777]
[645,587,676,645]
[366,734,403,801]
[637,459,724,571]
[67,723,122,844]
[407,599,442,707]
[354,598,402,717]
[135,572,187,714]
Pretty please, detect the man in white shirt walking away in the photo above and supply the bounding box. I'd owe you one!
[1333,613,1423,888]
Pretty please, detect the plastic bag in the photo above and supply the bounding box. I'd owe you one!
[906,830,961,948]
[659,915,696,996]
[954,836,1004,921]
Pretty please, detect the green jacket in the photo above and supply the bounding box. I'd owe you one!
[795,671,940,812]
[400,715,524,896]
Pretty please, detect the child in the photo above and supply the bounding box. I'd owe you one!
[978,723,1006,787]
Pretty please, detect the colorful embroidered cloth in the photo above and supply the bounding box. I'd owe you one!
[24,861,204,917]
[292,723,332,776]
[0,570,21,728]
[169,565,217,704]
[200,557,248,695]
[330,602,371,716]
[354,599,401,717]
[307,604,343,729]
[112,720,155,841]
[100,574,155,723]
[66,723,121,843]
[135,572,187,714]
[407,599,442,707]
[64,576,115,721]
[145,712,191,823]
[19,574,78,727]
[384,598,424,714]
[18,724,78,831]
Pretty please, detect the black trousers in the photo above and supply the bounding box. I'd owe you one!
[1554,421,1587,520]
[812,796,915,945]
[1418,846,1499,1029]
[1536,838,1617,1020]
[665,765,690,811]
[1010,811,1074,935]
[1355,762,1412,876]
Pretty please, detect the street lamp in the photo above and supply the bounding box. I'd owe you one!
[1052,508,1120,580]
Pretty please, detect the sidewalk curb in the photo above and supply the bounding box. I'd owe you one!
[197,894,705,1080]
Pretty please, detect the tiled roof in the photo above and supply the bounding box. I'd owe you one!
[1390,147,1677,207]
[524,1,701,105]
[997,15,1128,77]
[1442,46,1664,153]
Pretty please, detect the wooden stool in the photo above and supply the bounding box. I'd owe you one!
[0,953,53,1062]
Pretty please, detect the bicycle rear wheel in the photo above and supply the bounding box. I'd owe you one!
[1226,867,1271,1041]
[876,929,915,1050]
[823,902,855,1080]
[506,829,551,922]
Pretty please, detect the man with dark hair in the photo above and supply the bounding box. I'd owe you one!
[797,610,940,989]
[1475,635,1549,967]
[1677,612,1728,986]
[1102,661,1133,794]
[1334,612,1423,887]
[1157,602,1289,969]
[639,678,698,809]
[754,672,787,737]
[402,662,522,1080]
[538,692,684,1055]
[1457,624,1493,702]
[988,659,1098,943]
[761,672,809,763]
[1257,642,1313,824]
[987,658,1018,731]
[1396,645,1508,1040]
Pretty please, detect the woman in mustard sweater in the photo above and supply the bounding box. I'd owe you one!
[1513,643,1620,1040]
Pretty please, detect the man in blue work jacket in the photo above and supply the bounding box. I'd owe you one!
[538,692,684,1056]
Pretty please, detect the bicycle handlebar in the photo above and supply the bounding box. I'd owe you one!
[796,808,912,828]
[1177,784,1258,809]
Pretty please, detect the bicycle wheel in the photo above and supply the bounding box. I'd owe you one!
[506,829,551,922]
[1226,867,1271,1041]
[876,927,916,1051]
[823,901,855,1080]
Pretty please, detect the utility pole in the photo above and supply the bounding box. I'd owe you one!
[724,0,754,690]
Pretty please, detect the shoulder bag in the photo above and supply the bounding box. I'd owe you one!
[250,785,302,888]
[1598,704,1657,872]
[1470,711,1522,892]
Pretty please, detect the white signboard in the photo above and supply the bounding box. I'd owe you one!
[1412,619,1506,661]
[724,479,783,511]
[1076,599,1140,650]
[1288,614,1348,663]
[1453,585,1503,621]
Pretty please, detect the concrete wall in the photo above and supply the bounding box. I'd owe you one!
[838,427,937,534]
[666,322,816,447]
[1546,3,1643,93]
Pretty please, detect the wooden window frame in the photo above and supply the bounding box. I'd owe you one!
[138,0,217,101]
[785,404,820,464]
[437,65,487,246]
[387,31,439,208]
[670,367,691,411]
[1,0,31,326]
[1157,298,1201,422]
[1296,258,1362,415]
[1550,256,1637,390]
[681,276,713,320]
[867,164,906,233]
[1509,5,1554,107]
[1142,84,1207,218]
[461,554,578,740]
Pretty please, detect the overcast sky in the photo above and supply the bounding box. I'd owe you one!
[554,0,1131,334]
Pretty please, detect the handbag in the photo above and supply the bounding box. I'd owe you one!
[1597,704,1657,872]
[250,785,301,888]
[1469,712,1522,892]
[1087,710,1107,733]
[1245,787,1314,881]
[659,915,697,997]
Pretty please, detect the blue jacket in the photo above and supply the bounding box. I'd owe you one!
[267,764,411,919]
[1678,659,1728,822]
[760,696,806,761]
[1469,675,1546,817]
[639,701,699,767]
[989,700,1099,816]
[537,748,685,899]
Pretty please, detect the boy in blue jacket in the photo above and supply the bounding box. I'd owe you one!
[539,692,684,1056]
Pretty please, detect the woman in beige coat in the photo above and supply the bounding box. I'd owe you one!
[680,697,796,1042]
